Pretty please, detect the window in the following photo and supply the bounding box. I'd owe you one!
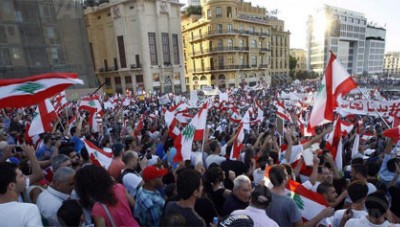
[217,40,223,50]
[216,24,222,33]
[207,9,211,19]
[2,2,11,14]
[227,24,233,32]
[251,40,257,48]
[136,75,144,83]
[117,36,127,68]
[251,56,257,67]
[7,26,14,36]
[148,33,158,65]
[172,34,180,64]
[0,26,6,43]
[162,33,170,65]
[239,39,244,48]
[50,47,61,64]
[227,39,233,49]
[0,48,11,66]
[125,76,132,84]
[218,56,224,67]
[227,6,232,17]
[216,7,222,18]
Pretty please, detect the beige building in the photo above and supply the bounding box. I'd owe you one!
[85,0,186,95]
[290,49,306,72]
[181,0,290,91]
[384,52,400,77]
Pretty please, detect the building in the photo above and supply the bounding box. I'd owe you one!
[0,0,95,87]
[384,52,400,77]
[269,17,290,84]
[85,0,186,95]
[290,49,306,72]
[188,0,201,7]
[306,5,369,75]
[181,0,290,91]
[363,25,386,76]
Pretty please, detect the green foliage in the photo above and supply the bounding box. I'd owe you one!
[184,6,202,17]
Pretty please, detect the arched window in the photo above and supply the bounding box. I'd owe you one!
[219,74,226,80]
[211,75,216,80]
[227,39,233,49]
[201,76,207,81]
[193,76,199,81]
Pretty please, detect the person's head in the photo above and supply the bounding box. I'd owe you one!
[52,154,71,171]
[206,166,224,184]
[318,166,334,184]
[124,136,136,150]
[142,165,167,189]
[176,168,202,200]
[111,143,124,157]
[57,200,83,227]
[387,158,400,173]
[159,212,186,226]
[367,161,381,178]
[347,181,368,204]
[233,175,252,203]
[122,151,139,170]
[209,140,221,154]
[74,165,116,208]
[365,191,389,219]
[52,167,75,195]
[101,136,111,148]
[250,185,272,209]
[268,165,288,187]
[351,163,368,181]
[70,126,77,137]
[59,146,80,167]
[0,162,26,196]
[317,182,337,203]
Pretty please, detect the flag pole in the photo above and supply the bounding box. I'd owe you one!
[356,86,391,129]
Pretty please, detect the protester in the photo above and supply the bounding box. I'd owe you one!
[222,175,251,216]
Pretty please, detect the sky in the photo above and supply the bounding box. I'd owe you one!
[183,0,400,52]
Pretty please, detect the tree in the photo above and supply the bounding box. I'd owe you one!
[184,6,202,17]
[289,55,298,79]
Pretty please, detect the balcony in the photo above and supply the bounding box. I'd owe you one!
[259,64,269,68]
[130,64,142,70]
[189,64,252,73]
[260,48,271,53]
[190,46,250,57]
[235,14,270,25]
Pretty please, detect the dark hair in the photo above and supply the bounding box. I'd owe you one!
[80,147,89,162]
[367,161,381,177]
[124,137,135,149]
[101,136,110,148]
[365,191,389,218]
[317,182,334,195]
[203,166,224,194]
[74,165,117,208]
[351,163,368,178]
[176,168,201,200]
[387,158,399,173]
[59,146,75,157]
[70,126,77,136]
[347,181,368,203]
[258,155,270,171]
[57,200,83,227]
[111,143,124,157]
[268,165,287,187]
[251,185,272,208]
[351,157,364,165]
[209,140,220,153]
[0,162,18,194]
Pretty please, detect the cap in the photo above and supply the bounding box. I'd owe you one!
[6,157,21,165]
[0,141,8,150]
[142,166,168,182]
[218,214,254,227]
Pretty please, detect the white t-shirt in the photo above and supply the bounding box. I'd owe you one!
[0,201,43,227]
[302,180,321,192]
[280,144,303,164]
[253,168,265,186]
[345,215,391,227]
[332,209,367,227]
[122,172,143,198]
[206,154,226,168]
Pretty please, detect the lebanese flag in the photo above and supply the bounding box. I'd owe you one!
[325,116,343,170]
[175,113,193,126]
[79,95,103,132]
[82,139,113,169]
[309,51,357,128]
[53,91,69,114]
[298,115,313,137]
[173,103,208,162]
[134,114,145,137]
[255,100,264,123]
[341,121,354,136]
[0,73,83,108]
[169,102,188,113]
[229,106,242,123]
[383,126,400,142]
[286,180,329,221]
[230,122,245,160]
[277,101,292,123]
[28,99,58,137]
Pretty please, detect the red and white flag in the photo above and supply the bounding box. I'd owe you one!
[325,116,343,170]
[82,139,113,169]
[230,122,245,160]
[276,100,292,123]
[383,125,400,143]
[53,91,69,114]
[229,106,242,123]
[28,99,58,137]
[79,95,104,132]
[341,121,354,136]
[173,103,208,162]
[0,73,83,108]
[309,52,357,128]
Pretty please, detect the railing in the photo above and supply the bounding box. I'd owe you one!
[190,46,250,56]
[189,64,253,73]
[188,29,270,42]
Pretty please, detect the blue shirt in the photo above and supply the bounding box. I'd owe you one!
[71,136,84,154]
[379,153,400,186]
[162,147,179,170]
[36,144,53,160]
[134,187,165,226]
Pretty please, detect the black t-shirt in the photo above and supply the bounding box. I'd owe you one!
[222,193,248,216]
[164,201,206,227]
[220,159,248,190]
[208,188,225,215]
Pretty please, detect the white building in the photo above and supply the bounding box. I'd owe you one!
[363,25,386,75]
[85,0,186,95]
[306,5,369,75]
[384,52,400,77]
[187,0,201,6]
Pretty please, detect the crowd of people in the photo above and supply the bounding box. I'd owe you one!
[0,79,400,227]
